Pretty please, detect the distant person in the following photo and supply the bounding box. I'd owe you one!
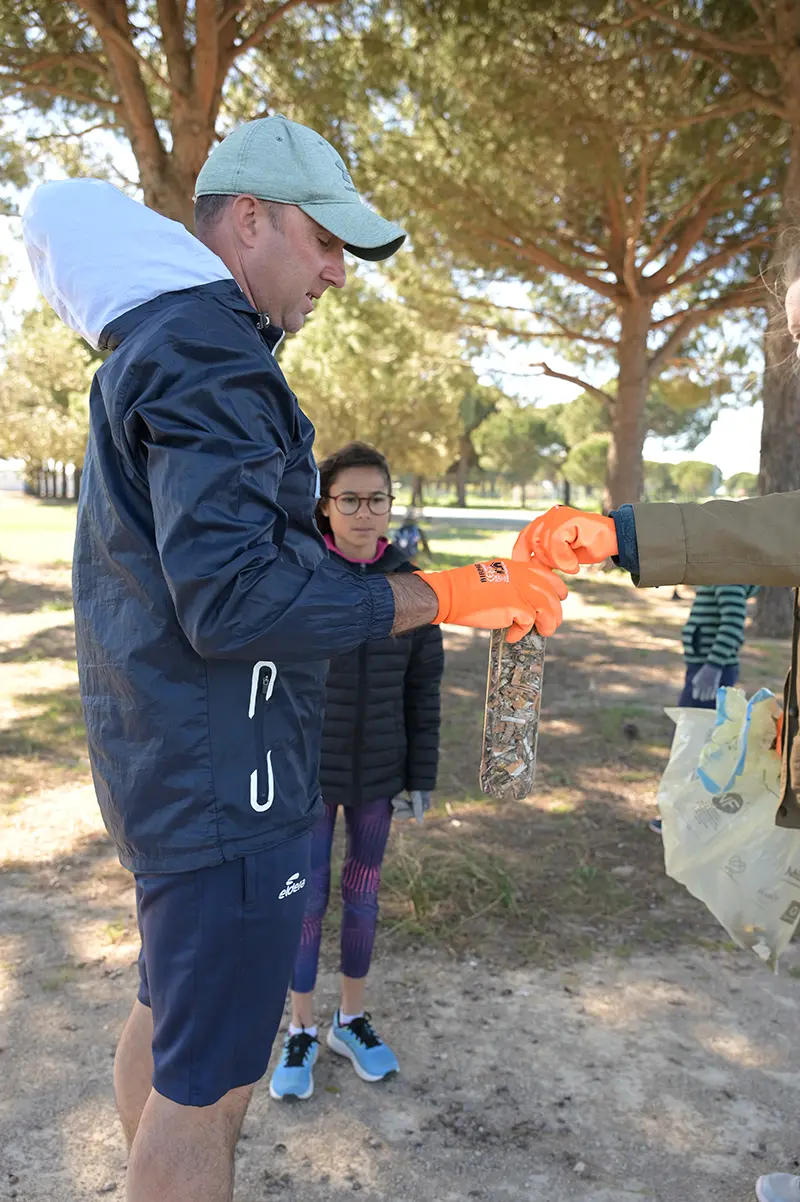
[269,443,443,1101]
[650,583,759,833]
[393,507,431,559]
[678,584,759,708]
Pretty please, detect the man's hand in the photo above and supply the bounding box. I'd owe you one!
[415,559,567,643]
[513,506,618,574]
[691,663,722,703]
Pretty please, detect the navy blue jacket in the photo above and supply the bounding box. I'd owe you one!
[75,279,394,872]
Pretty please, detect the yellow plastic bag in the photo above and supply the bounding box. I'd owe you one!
[657,689,799,969]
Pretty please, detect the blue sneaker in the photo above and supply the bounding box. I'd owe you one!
[269,1029,319,1101]
[326,1010,399,1082]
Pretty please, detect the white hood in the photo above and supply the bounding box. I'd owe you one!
[22,179,234,350]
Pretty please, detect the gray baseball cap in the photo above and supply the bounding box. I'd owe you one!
[195,115,406,262]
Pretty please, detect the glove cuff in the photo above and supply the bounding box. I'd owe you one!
[414,570,452,625]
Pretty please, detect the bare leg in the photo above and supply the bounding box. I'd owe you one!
[126,1082,253,1202]
[114,999,154,1149]
[340,975,366,1018]
[290,990,315,1028]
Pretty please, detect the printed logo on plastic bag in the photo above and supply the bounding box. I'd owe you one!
[712,792,744,815]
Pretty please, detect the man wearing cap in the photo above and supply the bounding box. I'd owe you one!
[22,115,567,1202]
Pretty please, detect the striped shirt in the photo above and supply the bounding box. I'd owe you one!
[681,584,759,667]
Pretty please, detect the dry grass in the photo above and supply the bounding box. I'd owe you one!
[0,496,790,967]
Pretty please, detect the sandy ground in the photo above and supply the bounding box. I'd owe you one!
[2,522,798,1202]
[2,780,800,1202]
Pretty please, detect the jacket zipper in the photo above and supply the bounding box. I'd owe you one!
[351,563,368,801]
[249,660,277,813]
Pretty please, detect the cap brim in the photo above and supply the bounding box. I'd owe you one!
[299,200,406,262]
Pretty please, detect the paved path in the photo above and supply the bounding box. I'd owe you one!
[417,505,548,531]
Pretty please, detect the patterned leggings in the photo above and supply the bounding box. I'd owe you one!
[291,796,393,994]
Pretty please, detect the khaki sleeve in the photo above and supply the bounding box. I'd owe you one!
[632,492,800,588]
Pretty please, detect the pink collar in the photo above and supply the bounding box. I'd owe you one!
[324,533,389,564]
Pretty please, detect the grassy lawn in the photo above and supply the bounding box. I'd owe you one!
[1,494,77,566]
[0,494,790,968]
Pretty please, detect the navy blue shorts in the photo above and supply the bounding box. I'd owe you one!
[135,834,310,1107]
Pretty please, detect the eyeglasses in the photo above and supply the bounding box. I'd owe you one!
[326,492,394,516]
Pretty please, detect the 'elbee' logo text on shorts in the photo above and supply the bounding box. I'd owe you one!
[279,872,306,900]
[476,560,509,584]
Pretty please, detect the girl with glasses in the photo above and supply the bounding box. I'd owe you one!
[270,442,444,1100]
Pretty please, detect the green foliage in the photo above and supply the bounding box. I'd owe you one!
[254,1,780,503]
[726,470,758,497]
[563,433,612,489]
[643,460,677,501]
[279,273,475,475]
[0,305,95,469]
[474,404,566,485]
[0,0,355,221]
[0,0,778,505]
[670,459,718,499]
[550,393,611,447]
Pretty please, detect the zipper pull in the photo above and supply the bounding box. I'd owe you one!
[256,312,271,330]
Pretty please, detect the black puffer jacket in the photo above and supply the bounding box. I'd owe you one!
[320,543,444,806]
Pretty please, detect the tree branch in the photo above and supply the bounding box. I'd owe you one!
[80,0,175,94]
[388,164,625,301]
[88,0,167,170]
[459,217,622,300]
[647,281,765,376]
[194,0,220,117]
[623,0,778,58]
[624,136,661,299]
[414,288,617,347]
[25,120,115,141]
[642,169,729,272]
[218,1,247,32]
[225,0,344,64]
[550,230,611,266]
[530,362,615,405]
[670,231,771,289]
[9,51,110,80]
[643,141,764,291]
[6,81,121,112]
[631,93,787,126]
[529,309,616,347]
[155,0,192,96]
[475,322,617,348]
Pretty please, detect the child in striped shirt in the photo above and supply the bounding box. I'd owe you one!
[679,584,760,708]
[650,584,758,834]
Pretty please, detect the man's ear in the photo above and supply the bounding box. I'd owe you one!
[229,194,261,245]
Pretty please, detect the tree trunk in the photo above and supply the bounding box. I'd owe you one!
[455,433,472,507]
[411,475,426,507]
[520,482,527,508]
[604,300,653,511]
[756,316,799,636]
[754,110,800,637]
[562,477,571,506]
[94,8,245,228]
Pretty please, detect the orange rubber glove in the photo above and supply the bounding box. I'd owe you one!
[512,505,618,574]
[415,559,568,643]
